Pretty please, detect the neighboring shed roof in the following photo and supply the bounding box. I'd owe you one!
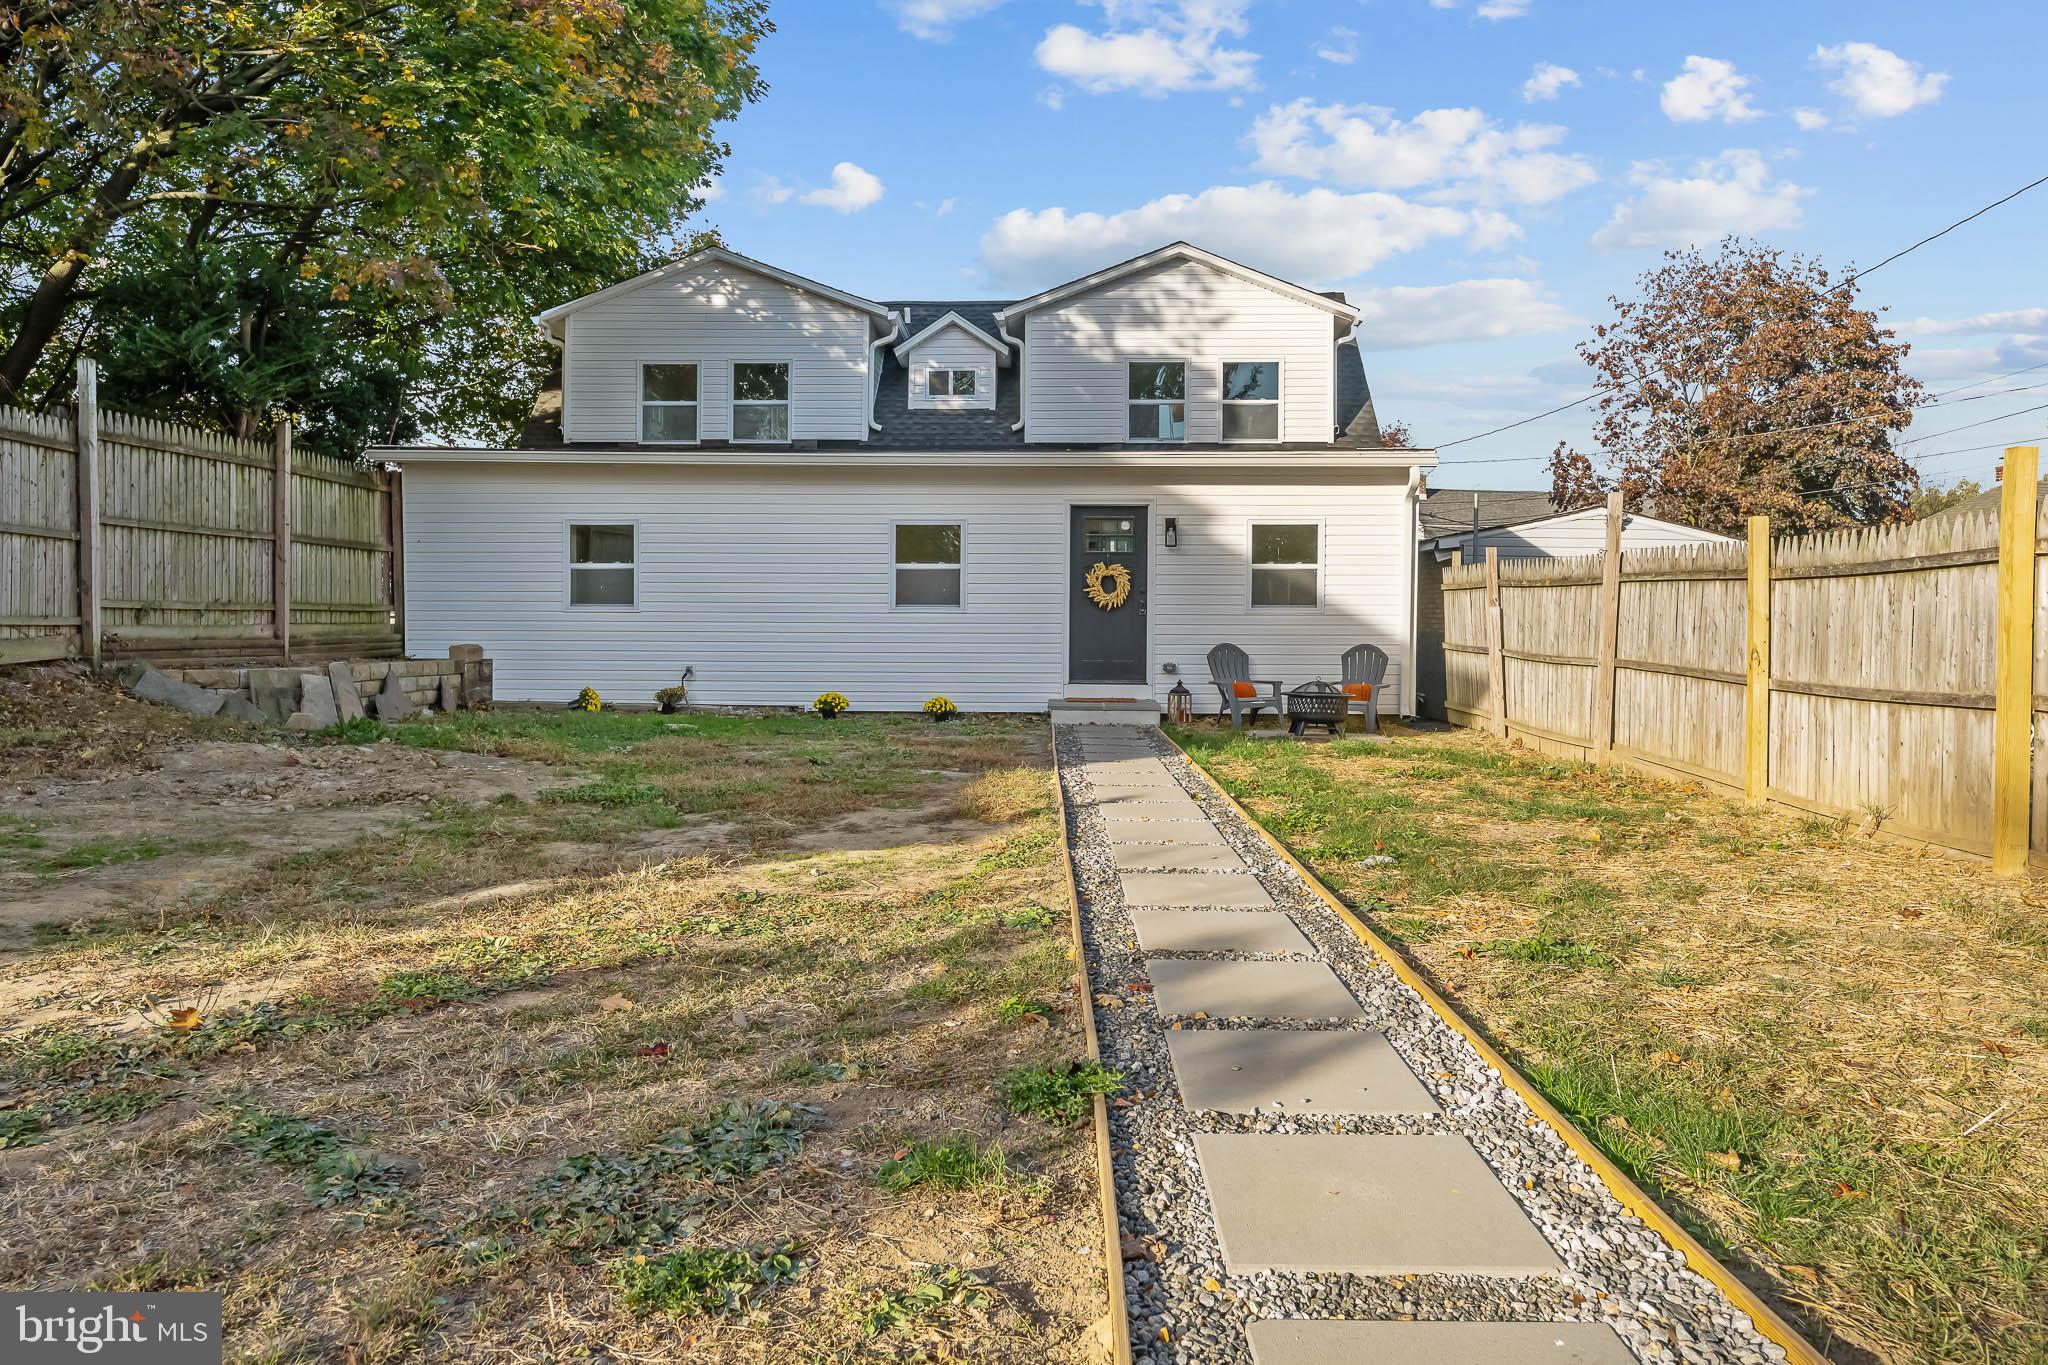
[1416,488,1564,540]
[1918,485,2003,522]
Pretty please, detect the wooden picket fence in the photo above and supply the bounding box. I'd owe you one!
[1441,455,2042,873]
[0,360,402,668]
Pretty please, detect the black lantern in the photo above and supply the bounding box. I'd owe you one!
[1163,516,1179,548]
[1166,680,1193,724]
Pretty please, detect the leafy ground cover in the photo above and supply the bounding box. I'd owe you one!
[1173,721,2048,1365]
[0,691,1106,1361]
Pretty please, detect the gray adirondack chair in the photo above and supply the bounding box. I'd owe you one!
[1206,643,1283,730]
[1340,643,1389,734]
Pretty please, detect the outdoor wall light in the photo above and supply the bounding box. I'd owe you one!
[1163,516,1178,547]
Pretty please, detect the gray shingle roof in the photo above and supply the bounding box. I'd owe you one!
[1415,487,1563,540]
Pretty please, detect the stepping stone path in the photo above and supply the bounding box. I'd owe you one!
[1056,724,1786,1365]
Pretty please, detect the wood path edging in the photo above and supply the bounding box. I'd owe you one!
[1160,730,1831,1365]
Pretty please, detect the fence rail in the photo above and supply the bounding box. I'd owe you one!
[1441,457,2042,872]
[0,360,401,667]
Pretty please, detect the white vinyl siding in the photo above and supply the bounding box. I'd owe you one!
[403,464,1415,713]
[1447,509,1733,561]
[1022,258,1332,443]
[561,260,872,443]
[905,325,999,412]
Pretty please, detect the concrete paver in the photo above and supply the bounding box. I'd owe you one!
[1166,1029,1438,1115]
[1110,841,1247,872]
[1247,1321,1637,1365]
[1194,1134,1560,1274]
[1121,870,1274,908]
[1147,959,1362,1019]
[1130,909,1314,955]
[1098,818,1235,846]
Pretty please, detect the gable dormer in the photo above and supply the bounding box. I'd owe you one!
[894,310,1010,413]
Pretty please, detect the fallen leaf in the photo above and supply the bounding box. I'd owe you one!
[1588,829,1602,842]
[1458,945,1475,959]
[597,994,633,1012]
[1602,1114,1632,1132]
[1653,1050,1682,1065]
[1126,981,1152,993]
[1704,1149,1743,1173]
[1980,1039,2019,1057]
[635,1042,670,1057]
[165,1007,202,1031]
[892,1147,910,1161]
[1784,1265,1819,1285]
[1830,1182,1867,1200]
[1897,906,1924,919]
[1202,1278,1222,1292]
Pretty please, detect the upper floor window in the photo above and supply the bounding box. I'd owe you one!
[1128,362,1185,442]
[894,523,963,608]
[1250,523,1320,607]
[927,368,977,398]
[732,361,791,443]
[1222,361,1280,442]
[641,364,698,443]
[569,523,637,607]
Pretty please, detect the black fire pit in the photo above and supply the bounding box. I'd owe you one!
[1285,680,1350,736]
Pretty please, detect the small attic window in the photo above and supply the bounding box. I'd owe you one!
[927,368,976,398]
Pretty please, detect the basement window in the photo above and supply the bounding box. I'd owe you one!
[893,522,963,608]
[1250,522,1320,607]
[569,523,636,607]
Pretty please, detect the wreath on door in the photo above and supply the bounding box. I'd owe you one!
[1083,560,1133,610]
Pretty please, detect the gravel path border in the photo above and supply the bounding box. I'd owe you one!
[1056,725,1788,1365]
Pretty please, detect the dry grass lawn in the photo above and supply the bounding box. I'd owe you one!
[1174,721,2047,1365]
[1,680,1107,1362]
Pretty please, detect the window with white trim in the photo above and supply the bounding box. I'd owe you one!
[732,361,790,442]
[926,367,977,398]
[1250,523,1319,607]
[893,523,963,608]
[640,363,698,443]
[1128,362,1185,441]
[1222,361,1280,441]
[569,524,636,606]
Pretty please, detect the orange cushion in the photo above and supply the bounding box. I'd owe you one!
[1230,681,1258,699]
[1342,682,1374,701]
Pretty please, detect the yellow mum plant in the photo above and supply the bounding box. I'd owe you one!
[574,687,601,713]
[814,691,849,718]
[922,696,958,721]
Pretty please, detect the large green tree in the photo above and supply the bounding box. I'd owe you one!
[1548,239,1925,535]
[0,0,766,452]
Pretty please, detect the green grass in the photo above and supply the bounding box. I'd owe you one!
[857,1266,991,1338]
[999,1061,1121,1126]
[32,836,167,871]
[612,1242,806,1317]
[875,1137,1008,1191]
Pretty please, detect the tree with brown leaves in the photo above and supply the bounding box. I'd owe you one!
[1548,239,1924,535]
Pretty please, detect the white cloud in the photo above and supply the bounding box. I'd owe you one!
[1590,149,1809,251]
[1247,99,1598,206]
[1476,0,1531,17]
[1315,25,1358,65]
[1791,106,1829,131]
[1035,1,1258,96]
[934,196,957,218]
[798,162,886,213]
[753,175,794,206]
[1814,42,1948,118]
[884,0,1006,40]
[1903,308,2048,337]
[1660,56,1761,123]
[1351,279,1581,348]
[1521,62,1579,102]
[979,182,1479,288]
[693,176,725,203]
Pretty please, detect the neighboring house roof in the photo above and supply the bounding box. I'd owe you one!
[1918,486,2003,522]
[1416,488,1564,540]
[992,241,1361,325]
[534,245,896,334]
[893,309,1012,365]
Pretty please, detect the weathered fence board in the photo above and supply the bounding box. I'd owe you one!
[0,361,398,666]
[1441,466,2041,869]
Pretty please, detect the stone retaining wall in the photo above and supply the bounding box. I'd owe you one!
[165,656,477,709]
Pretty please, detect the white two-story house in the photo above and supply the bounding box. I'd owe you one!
[377,241,1436,714]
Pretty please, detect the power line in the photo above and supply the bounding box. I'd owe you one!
[1431,170,2048,453]
[1894,398,2048,447]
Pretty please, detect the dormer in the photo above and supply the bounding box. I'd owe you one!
[894,310,1010,413]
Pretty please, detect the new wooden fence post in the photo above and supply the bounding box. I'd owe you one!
[1992,445,2039,874]
[1485,546,1507,738]
[1592,491,1624,763]
[273,420,292,664]
[1744,515,1771,806]
[73,358,101,670]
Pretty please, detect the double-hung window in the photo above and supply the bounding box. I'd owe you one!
[1222,361,1280,441]
[926,368,976,398]
[1128,362,1186,441]
[893,523,963,608]
[640,363,698,443]
[569,523,636,607]
[732,361,791,442]
[1250,523,1320,607]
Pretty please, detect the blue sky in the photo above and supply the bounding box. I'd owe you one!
[692,0,2044,491]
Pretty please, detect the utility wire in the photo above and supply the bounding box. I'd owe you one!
[1431,171,2048,453]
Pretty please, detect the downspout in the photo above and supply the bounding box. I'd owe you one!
[867,308,904,432]
[998,314,1026,433]
[1334,317,1361,439]
[1405,463,1425,718]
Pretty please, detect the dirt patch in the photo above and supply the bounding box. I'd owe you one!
[0,739,563,943]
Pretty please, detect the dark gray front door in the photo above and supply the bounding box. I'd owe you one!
[1070,507,1147,684]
